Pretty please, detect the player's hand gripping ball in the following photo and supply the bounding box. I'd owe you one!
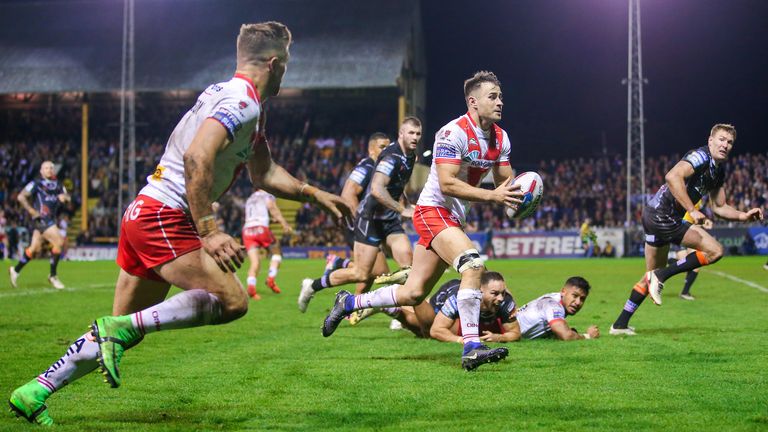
[505,171,543,219]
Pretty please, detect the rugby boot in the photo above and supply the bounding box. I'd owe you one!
[91,316,143,388]
[298,278,316,313]
[348,308,377,326]
[321,290,352,337]
[609,325,637,336]
[8,380,53,426]
[373,266,412,285]
[8,266,19,288]
[48,275,65,290]
[266,277,281,294]
[461,343,509,371]
[646,270,664,305]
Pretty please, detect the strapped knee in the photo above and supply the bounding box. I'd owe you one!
[453,249,484,274]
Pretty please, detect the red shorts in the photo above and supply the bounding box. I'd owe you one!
[413,205,462,248]
[242,226,275,250]
[116,195,202,281]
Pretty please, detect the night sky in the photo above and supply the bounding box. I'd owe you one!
[422,0,768,164]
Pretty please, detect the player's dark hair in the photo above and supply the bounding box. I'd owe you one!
[237,22,292,65]
[565,276,591,294]
[464,71,501,100]
[481,271,505,287]
[368,132,389,143]
[401,116,422,128]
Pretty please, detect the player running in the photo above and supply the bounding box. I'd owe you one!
[9,161,70,289]
[514,276,599,341]
[321,132,393,298]
[242,189,293,300]
[299,118,421,312]
[320,71,523,371]
[610,124,763,335]
[9,22,352,426]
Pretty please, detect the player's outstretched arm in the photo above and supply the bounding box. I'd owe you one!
[550,320,597,341]
[266,198,293,234]
[436,163,522,206]
[429,313,463,343]
[709,187,764,222]
[247,144,354,227]
[184,118,245,273]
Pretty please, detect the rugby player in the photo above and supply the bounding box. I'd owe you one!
[514,276,598,341]
[320,71,523,371]
[9,22,352,426]
[9,161,70,289]
[611,124,763,335]
[242,189,293,299]
[299,118,421,312]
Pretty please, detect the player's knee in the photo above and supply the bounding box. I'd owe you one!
[354,268,373,283]
[219,289,249,323]
[453,249,484,277]
[707,243,724,264]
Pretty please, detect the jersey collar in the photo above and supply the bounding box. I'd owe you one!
[233,73,261,103]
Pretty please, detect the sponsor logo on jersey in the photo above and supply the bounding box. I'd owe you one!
[212,109,243,135]
[468,159,494,169]
[377,160,396,176]
[204,84,223,95]
[685,150,707,168]
[463,150,481,161]
[435,144,457,159]
[239,100,248,109]
[442,130,451,138]
[151,165,165,181]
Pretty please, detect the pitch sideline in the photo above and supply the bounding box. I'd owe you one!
[703,269,768,294]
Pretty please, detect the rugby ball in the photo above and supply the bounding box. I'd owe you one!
[505,171,543,219]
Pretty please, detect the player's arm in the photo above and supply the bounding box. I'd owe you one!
[58,188,71,203]
[17,187,39,218]
[429,312,463,343]
[491,163,514,188]
[480,320,521,343]
[266,198,293,234]
[437,163,521,206]
[340,178,363,211]
[370,171,412,218]
[183,118,245,272]
[247,137,353,226]
[665,161,706,224]
[709,186,764,222]
[550,320,599,341]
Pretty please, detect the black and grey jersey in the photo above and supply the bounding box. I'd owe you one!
[346,157,376,204]
[358,142,416,220]
[24,178,65,219]
[647,146,726,220]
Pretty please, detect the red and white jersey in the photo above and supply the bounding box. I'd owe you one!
[244,190,274,228]
[515,292,565,340]
[417,113,511,224]
[140,74,263,209]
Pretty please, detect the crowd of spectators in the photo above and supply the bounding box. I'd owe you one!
[1,101,766,251]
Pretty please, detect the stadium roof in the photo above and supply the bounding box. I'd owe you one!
[0,0,419,94]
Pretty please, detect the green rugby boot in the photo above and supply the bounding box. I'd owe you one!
[9,380,53,426]
[91,316,143,388]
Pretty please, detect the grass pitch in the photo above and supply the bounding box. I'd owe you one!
[1,257,767,431]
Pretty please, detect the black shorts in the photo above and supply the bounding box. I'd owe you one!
[354,215,405,247]
[642,206,692,247]
[34,217,57,233]
[343,224,356,249]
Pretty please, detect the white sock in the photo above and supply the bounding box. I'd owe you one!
[36,331,100,393]
[131,289,223,334]
[247,276,257,286]
[268,255,281,278]
[457,288,482,344]
[353,284,399,310]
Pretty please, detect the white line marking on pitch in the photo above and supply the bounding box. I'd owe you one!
[0,283,113,298]
[704,269,768,294]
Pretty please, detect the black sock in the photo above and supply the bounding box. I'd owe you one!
[681,271,698,295]
[311,274,331,292]
[667,257,676,266]
[655,251,706,282]
[14,250,31,272]
[50,253,61,277]
[613,287,647,329]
